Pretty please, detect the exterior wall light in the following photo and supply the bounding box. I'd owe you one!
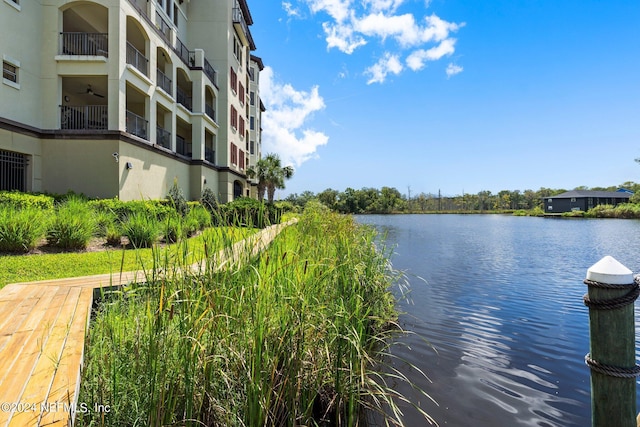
[126,162,133,169]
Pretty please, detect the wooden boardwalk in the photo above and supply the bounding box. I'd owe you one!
[0,221,294,427]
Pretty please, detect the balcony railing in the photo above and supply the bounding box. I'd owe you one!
[60,33,108,56]
[126,110,148,140]
[176,87,192,111]
[205,148,215,163]
[174,37,195,68]
[126,42,149,76]
[176,135,191,157]
[60,105,108,130]
[155,11,172,43]
[156,69,172,95]
[205,104,215,121]
[203,58,218,87]
[232,4,255,49]
[156,126,171,149]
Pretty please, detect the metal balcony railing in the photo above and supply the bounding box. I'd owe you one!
[176,135,191,157]
[156,126,171,149]
[176,87,192,111]
[60,105,108,130]
[174,37,195,68]
[205,104,215,121]
[203,57,218,87]
[126,42,149,76]
[60,33,108,56]
[157,69,172,95]
[205,148,215,163]
[155,11,172,43]
[232,5,254,48]
[126,110,148,139]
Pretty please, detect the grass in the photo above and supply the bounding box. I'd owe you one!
[0,227,256,289]
[75,202,433,426]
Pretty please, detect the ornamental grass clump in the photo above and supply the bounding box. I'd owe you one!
[47,197,97,250]
[0,205,47,253]
[121,212,161,248]
[77,203,432,426]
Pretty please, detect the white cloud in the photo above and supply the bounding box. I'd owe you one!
[365,53,403,84]
[406,38,457,71]
[260,67,329,167]
[296,0,465,82]
[282,2,302,17]
[446,63,463,78]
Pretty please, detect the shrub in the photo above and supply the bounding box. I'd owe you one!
[0,206,47,253]
[186,204,211,231]
[105,222,122,246]
[47,197,97,250]
[201,187,219,214]
[162,213,184,243]
[121,213,160,248]
[167,180,190,217]
[0,191,54,210]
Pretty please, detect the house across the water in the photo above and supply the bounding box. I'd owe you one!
[544,190,633,214]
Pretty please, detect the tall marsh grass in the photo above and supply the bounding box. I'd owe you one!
[77,204,428,426]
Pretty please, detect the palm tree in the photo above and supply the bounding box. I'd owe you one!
[247,153,294,203]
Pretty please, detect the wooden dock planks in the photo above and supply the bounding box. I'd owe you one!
[0,220,295,427]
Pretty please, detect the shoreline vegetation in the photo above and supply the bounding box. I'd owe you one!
[76,202,429,426]
[282,183,640,219]
[0,190,432,426]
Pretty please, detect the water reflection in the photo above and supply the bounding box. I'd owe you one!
[357,215,640,426]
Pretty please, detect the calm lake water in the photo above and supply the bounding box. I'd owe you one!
[356,214,640,427]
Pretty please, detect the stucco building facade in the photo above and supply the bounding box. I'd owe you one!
[0,0,262,202]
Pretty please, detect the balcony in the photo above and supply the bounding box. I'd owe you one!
[60,105,108,130]
[156,126,171,149]
[126,110,148,140]
[203,58,218,87]
[176,87,192,111]
[205,104,215,122]
[205,148,215,164]
[232,5,255,49]
[127,42,149,76]
[176,135,191,157]
[156,69,172,95]
[155,11,172,44]
[174,37,195,68]
[59,33,108,56]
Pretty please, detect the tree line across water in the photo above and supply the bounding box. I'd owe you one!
[282,181,640,215]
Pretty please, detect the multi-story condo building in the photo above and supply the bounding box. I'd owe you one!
[0,0,261,202]
[247,54,265,197]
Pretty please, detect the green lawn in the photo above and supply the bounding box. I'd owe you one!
[0,227,255,289]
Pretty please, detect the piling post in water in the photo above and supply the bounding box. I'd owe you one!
[584,256,640,427]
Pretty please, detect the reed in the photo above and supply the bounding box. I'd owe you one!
[77,203,430,426]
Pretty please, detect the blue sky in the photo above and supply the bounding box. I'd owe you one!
[248,0,640,198]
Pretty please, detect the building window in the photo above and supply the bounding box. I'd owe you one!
[2,61,17,82]
[0,149,28,192]
[173,4,179,26]
[230,143,238,165]
[250,140,255,155]
[250,116,255,130]
[239,116,245,136]
[239,150,245,170]
[250,91,255,106]
[238,82,244,104]
[249,66,255,81]
[230,105,238,130]
[233,36,243,63]
[230,67,237,94]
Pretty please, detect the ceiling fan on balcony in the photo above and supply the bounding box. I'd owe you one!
[79,85,104,98]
